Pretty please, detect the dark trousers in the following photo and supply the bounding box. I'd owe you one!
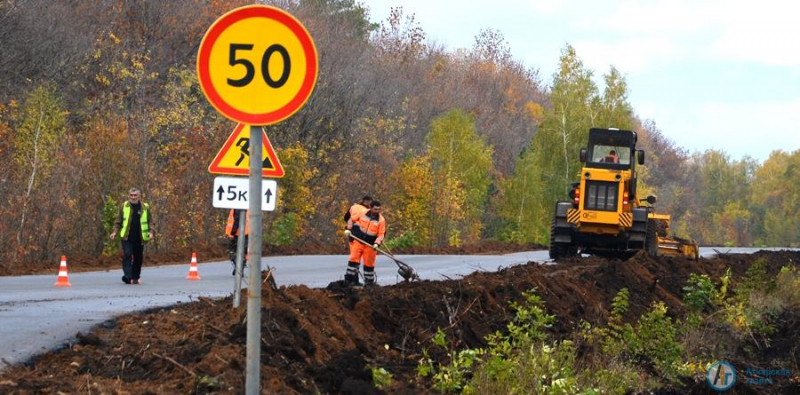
[122,239,144,280]
[228,236,249,263]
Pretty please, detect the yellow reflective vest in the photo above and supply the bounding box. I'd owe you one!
[116,201,152,242]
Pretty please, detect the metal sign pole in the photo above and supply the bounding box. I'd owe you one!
[245,126,263,394]
[233,210,246,308]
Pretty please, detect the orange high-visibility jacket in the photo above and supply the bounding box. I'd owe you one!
[346,203,369,229]
[225,209,250,236]
[351,210,385,245]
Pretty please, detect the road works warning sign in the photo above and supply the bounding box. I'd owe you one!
[208,123,285,177]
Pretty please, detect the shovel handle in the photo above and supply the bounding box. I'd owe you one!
[349,233,409,266]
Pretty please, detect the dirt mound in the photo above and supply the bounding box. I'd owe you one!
[0,241,542,277]
[0,250,796,394]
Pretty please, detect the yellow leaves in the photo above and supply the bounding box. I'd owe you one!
[94,74,111,86]
[12,85,66,173]
[109,32,121,45]
[390,155,434,246]
[269,143,318,242]
[429,59,447,78]
[635,165,656,200]
[426,109,493,244]
[681,359,713,377]
[524,101,544,126]
[131,59,144,71]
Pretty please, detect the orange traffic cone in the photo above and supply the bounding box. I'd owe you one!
[54,255,71,287]
[186,252,200,280]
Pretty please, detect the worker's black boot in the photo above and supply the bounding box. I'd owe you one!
[364,266,376,287]
[344,261,361,285]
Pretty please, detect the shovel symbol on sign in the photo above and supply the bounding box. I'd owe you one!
[235,137,274,168]
[235,137,249,166]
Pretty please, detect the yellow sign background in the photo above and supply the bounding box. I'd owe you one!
[208,18,307,114]
[208,123,285,178]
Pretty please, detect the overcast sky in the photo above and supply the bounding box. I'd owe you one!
[359,0,800,162]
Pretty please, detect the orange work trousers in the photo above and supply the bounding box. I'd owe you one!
[349,241,376,268]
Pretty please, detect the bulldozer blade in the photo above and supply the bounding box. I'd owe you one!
[657,236,699,260]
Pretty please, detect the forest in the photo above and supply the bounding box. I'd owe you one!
[0,0,797,268]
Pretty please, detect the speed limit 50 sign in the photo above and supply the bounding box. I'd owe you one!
[197,5,318,125]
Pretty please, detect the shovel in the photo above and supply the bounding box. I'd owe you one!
[346,231,420,282]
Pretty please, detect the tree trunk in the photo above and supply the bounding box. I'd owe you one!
[15,110,45,261]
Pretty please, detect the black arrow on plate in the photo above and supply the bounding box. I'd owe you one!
[265,189,273,204]
[216,186,224,201]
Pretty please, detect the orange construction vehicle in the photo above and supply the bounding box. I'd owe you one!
[549,128,699,260]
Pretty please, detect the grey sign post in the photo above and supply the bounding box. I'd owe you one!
[233,210,246,308]
[246,126,263,393]
[198,5,317,392]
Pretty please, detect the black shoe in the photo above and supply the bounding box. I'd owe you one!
[232,262,247,276]
[122,276,130,284]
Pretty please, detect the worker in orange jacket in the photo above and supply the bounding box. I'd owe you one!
[344,201,386,286]
[344,195,372,244]
[225,209,249,276]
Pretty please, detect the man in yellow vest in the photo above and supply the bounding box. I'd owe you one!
[225,209,249,276]
[110,187,155,284]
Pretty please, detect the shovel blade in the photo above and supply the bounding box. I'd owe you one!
[397,264,419,282]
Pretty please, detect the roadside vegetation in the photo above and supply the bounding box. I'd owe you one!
[1,251,796,393]
[415,258,800,393]
[0,0,797,272]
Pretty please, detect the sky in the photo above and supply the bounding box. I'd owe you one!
[359,0,800,163]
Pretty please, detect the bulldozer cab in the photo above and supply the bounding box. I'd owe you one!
[582,128,636,170]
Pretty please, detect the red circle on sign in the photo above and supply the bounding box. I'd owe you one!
[197,6,318,125]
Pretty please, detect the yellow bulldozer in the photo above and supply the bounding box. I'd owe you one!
[549,128,699,260]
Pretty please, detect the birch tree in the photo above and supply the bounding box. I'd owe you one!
[12,84,66,254]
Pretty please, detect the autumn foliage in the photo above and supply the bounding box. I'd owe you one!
[0,0,795,268]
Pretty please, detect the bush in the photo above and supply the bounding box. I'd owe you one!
[417,328,483,393]
[776,266,800,308]
[371,366,393,390]
[470,340,580,395]
[384,230,420,250]
[102,195,119,256]
[632,302,686,382]
[268,212,298,246]
[683,274,716,312]
[468,288,576,394]
[735,258,775,302]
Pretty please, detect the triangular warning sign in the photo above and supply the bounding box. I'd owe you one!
[208,123,285,178]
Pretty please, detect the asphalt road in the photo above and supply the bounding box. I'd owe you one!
[0,247,786,369]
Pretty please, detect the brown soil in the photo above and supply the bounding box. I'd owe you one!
[0,251,797,394]
[0,241,543,277]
